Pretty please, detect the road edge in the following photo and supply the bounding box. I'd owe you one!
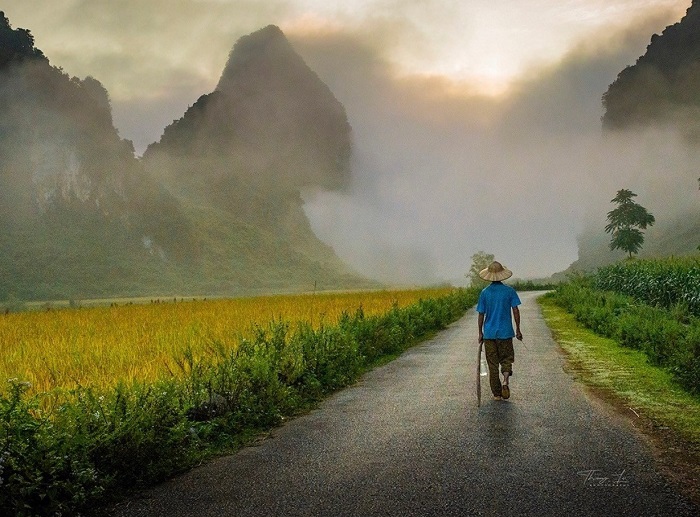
[537,294,700,508]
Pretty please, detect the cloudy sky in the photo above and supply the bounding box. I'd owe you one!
[2,1,696,282]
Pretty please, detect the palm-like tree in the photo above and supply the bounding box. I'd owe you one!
[605,189,655,258]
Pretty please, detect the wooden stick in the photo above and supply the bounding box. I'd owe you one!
[477,340,483,408]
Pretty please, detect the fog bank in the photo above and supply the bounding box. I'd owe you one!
[291,12,699,284]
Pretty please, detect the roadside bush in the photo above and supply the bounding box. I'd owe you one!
[510,280,559,291]
[674,324,700,391]
[0,380,105,517]
[551,279,700,394]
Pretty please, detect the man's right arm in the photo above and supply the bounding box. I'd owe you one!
[513,306,522,341]
[478,312,484,344]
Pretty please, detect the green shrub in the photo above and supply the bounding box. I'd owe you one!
[510,280,559,291]
[551,279,700,394]
[0,380,105,517]
[672,323,700,390]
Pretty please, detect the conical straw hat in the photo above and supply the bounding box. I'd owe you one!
[478,261,513,282]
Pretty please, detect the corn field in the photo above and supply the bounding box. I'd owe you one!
[594,257,700,317]
[0,288,453,395]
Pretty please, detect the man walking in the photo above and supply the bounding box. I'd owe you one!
[477,261,523,400]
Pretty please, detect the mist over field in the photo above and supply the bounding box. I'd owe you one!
[290,11,699,283]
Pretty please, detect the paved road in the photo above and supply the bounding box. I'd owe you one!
[111,292,696,516]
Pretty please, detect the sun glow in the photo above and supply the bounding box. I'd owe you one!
[285,0,690,97]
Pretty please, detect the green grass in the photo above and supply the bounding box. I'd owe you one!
[538,293,700,445]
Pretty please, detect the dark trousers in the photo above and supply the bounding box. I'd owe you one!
[484,338,514,397]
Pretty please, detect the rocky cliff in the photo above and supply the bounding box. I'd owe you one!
[602,1,700,134]
[0,15,371,301]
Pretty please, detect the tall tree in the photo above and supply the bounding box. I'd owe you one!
[467,251,495,288]
[0,11,45,69]
[604,189,655,258]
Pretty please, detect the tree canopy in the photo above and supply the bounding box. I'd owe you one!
[0,11,45,70]
[604,189,655,258]
[467,251,495,288]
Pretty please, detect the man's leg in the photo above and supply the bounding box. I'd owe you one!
[498,339,515,399]
[484,340,502,398]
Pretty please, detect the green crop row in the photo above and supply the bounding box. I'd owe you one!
[0,288,478,517]
[550,278,700,395]
[594,257,700,317]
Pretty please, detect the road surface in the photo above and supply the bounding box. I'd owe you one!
[111,292,696,516]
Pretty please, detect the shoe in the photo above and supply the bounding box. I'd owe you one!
[501,384,510,399]
[493,395,502,401]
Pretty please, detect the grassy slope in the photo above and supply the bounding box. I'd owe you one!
[173,196,377,294]
[0,194,377,302]
[538,294,700,503]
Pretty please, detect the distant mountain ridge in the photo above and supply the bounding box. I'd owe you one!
[0,14,373,301]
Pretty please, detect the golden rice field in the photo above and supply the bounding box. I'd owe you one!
[0,288,454,395]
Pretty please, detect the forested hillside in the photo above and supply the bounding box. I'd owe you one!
[0,14,372,301]
[602,0,700,134]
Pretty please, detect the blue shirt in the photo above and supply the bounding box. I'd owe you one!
[476,282,521,340]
